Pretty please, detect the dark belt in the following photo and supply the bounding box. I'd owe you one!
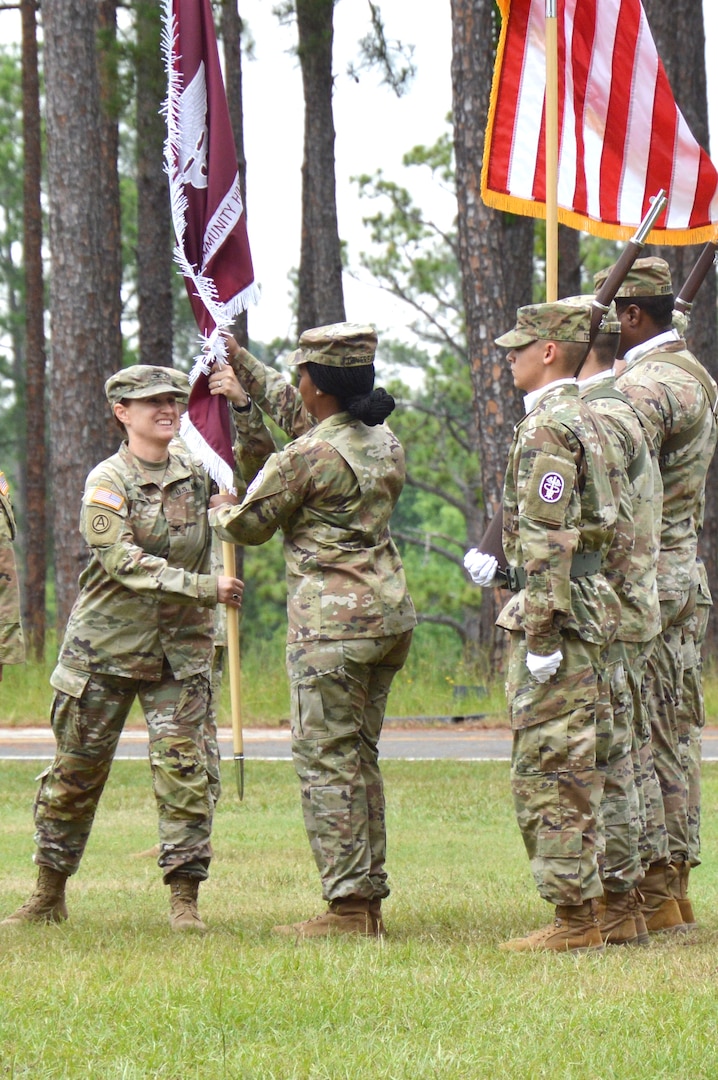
[503,550,602,593]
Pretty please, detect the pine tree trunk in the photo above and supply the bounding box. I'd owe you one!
[43,0,119,632]
[21,0,47,660]
[558,225,581,301]
[451,0,534,661]
[296,0,345,334]
[135,0,173,366]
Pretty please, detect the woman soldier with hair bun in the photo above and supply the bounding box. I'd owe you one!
[209,322,416,939]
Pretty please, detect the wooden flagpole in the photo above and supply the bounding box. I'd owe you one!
[222,536,244,800]
[545,0,559,301]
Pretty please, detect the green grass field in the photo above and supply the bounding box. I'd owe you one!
[2,758,718,1079]
[0,631,508,728]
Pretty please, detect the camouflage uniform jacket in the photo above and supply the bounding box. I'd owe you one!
[497,381,622,654]
[231,349,314,439]
[211,412,416,642]
[0,471,25,665]
[581,372,661,642]
[56,441,218,682]
[616,338,718,599]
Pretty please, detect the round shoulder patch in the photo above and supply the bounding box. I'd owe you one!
[245,466,266,499]
[91,512,112,535]
[538,471,565,503]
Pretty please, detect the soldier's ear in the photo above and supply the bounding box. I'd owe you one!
[542,341,559,366]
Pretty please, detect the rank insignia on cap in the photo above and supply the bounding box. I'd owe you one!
[89,486,125,512]
[539,472,565,503]
[0,472,8,497]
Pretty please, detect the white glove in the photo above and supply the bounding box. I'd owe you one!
[463,549,499,587]
[526,649,563,683]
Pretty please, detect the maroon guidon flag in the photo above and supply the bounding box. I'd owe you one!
[162,0,259,490]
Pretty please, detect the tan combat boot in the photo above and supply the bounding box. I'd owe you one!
[167,873,207,932]
[1,865,69,925]
[499,899,604,953]
[640,863,685,933]
[669,861,697,930]
[597,888,649,946]
[131,843,161,859]
[272,897,385,939]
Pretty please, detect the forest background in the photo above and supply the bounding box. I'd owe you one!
[1,0,718,720]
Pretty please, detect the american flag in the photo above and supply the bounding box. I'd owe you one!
[482,0,718,244]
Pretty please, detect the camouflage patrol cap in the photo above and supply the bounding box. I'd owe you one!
[287,322,378,368]
[593,256,673,298]
[105,365,190,407]
[495,301,592,348]
[561,294,621,335]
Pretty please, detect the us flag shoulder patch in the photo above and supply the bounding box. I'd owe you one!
[89,486,125,512]
[0,472,9,497]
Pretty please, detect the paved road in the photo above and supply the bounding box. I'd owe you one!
[4,725,718,761]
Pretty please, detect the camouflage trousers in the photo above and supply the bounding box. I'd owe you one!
[643,593,696,866]
[34,664,213,880]
[206,646,224,806]
[286,631,413,903]
[507,631,605,906]
[678,598,710,867]
[621,637,670,869]
[595,644,642,893]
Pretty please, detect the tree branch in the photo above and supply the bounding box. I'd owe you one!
[404,473,468,515]
[392,528,466,566]
[415,612,467,640]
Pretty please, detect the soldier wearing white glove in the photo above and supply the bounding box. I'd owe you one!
[525,649,563,683]
[463,549,499,587]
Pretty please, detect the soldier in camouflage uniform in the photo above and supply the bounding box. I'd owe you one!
[485,301,622,953]
[0,469,25,677]
[597,257,718,931]
[210,323,416,939]
[2,366,244,933]
[575,302,663,945]
[682,558,711,915]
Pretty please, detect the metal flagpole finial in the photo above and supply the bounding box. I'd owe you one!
[545,0,557,16]
[634,189,667,246]
[234,754,245,801]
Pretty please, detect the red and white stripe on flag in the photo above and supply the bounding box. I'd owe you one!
[482,0,718,243]
[163,0,259,491]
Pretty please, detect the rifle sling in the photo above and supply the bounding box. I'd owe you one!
[582,384,648,483]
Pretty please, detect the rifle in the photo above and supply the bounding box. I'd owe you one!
[576,188,668,375]
[674,240,718,315]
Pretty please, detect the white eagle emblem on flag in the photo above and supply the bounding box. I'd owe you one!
[177,62,208,190]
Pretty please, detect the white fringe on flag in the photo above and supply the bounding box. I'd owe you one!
[179,411,236,494]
